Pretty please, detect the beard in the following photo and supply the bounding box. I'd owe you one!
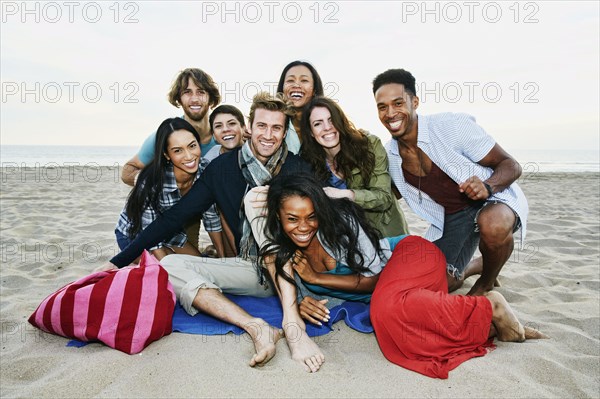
[184,105,209,122]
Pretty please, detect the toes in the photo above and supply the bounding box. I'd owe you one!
[304,356,320,373]
[524,326,549,340]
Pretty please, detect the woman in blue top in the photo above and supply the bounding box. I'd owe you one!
[258,174,547,376]
[115,118,208,260]
[259,174,404,323]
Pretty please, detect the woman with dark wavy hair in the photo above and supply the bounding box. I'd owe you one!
[115,117,208,259]
[260,174,387,306]
[257,174,546,378]
[300,96,408,237]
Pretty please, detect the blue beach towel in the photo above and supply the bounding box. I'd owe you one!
[172,294,373,337]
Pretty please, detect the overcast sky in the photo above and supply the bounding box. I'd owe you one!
[1,1,598,152]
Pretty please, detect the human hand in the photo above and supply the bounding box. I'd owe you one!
[323,187,355,201]
[459,176,491,200]
[247,185,269,212]
[292,251,319,284]
[299,297,330,326]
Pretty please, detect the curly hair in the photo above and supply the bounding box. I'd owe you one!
[259,174,382,288]
[167,68,221,109]
[372,68,417,97]
[299,96,375,186]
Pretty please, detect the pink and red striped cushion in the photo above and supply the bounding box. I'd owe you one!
[29,251,175,354]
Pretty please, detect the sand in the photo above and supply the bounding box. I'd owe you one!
[1,166,598,398]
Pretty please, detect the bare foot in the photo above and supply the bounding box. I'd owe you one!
[524,325,549,340]
[247,318,283,367]
[463,257,501,287]
[467,279,495,296]
[463,256,483,278]
[485,291,525,342]
[283,321,325,373]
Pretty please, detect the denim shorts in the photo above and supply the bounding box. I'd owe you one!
[433,201,521,279]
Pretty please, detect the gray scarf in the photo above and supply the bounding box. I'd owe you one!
[238,141,288,282]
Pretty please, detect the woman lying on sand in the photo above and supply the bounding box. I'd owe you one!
[257,174,547,377]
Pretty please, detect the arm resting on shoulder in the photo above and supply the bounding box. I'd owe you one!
[121,154,145,186]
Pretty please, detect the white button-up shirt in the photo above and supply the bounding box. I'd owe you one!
[385,112,528,246]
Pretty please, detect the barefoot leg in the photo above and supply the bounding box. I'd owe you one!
[485,291,525,342]
[464,256,501,287]
[192,288,281,367]
[468,204,515,296]
[247,319,284,367]
[266,258,325,372]
[282,317,325,373]
[524,325,550,340]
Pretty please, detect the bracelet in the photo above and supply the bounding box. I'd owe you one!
[483,182,493,198]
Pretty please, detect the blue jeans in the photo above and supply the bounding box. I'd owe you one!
[433,205,482,279]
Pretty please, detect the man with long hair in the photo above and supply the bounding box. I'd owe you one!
[121,68,221,186]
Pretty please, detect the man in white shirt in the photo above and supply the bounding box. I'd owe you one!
[372,68,528,296]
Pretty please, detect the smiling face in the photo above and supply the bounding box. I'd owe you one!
[248,108,287,164]
[279,194,319,248]
[164,130,201,176]
[375,83,419,140]
[309,106,341,153]
[282,65,315,109]
[179,77,210,122]
[211,113,244,151]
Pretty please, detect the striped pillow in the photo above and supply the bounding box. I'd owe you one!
[28,250,175,354]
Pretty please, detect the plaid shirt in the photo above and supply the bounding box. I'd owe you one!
[116,158,216,249]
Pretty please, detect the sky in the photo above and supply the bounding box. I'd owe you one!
[1,0,599,153]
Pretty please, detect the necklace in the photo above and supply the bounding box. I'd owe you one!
[417,149,423,204]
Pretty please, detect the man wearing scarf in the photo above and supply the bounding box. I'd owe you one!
[106,92,313,369]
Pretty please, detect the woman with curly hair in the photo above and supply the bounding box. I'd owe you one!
[255,174,547,377]
[300,96,408,237]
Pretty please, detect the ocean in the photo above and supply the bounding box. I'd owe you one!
[0,145,598,173]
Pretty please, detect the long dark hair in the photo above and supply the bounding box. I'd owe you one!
[125,118,200,238]
[276,60,325,100]
[300,96,375,186]
[259,174,382,287]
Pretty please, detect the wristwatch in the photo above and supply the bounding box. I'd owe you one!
[483,182,494,198]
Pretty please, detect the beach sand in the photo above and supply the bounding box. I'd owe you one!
[1,167,598,398]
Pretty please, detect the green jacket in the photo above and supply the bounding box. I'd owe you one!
[347,134,409,237]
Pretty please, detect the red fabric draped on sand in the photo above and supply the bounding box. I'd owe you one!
[371,236,494,379]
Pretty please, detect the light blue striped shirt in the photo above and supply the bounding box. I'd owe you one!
[385,112,528,246]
